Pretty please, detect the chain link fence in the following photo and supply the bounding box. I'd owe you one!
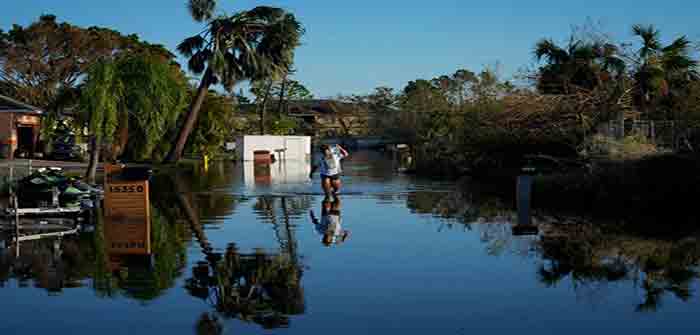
[597,119,685,151]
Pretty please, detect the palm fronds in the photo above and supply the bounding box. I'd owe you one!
[188,0,217,23]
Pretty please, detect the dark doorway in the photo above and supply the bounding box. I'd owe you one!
[16,125,35,157]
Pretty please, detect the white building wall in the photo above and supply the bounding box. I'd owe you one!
[243,159,311,189]
[237,136,311,162]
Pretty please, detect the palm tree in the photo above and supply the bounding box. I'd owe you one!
[166,0,304,163]
[534,38,625,94]
[631,24,698,119]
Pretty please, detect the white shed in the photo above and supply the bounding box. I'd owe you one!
[236,135,311,162]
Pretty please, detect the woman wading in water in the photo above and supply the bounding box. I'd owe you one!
[310,144,349,200]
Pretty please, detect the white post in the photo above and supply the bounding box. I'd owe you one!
[13,194,20,257]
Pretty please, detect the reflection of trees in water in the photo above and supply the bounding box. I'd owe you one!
[537,224,700,312]
[253,196,313,220]
[405,188,547,260]
[405,189,539,256]
[0,205,186,300]
[177,160,240,192]
[253,195,312,257]
[404,185,700,312]
[0,165,307,330]
[91,205,187,300]
[151,168,245,223]
[163,169,307,331]
[185,243,305,330]
[0,235,92,292]
[406,189,512,228]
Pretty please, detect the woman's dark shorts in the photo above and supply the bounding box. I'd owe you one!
[321,174,340,181]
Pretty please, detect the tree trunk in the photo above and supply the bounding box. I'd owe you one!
[640,90,649,120]
[165,68,212,163]
[115,109,129,159]
[258,80,274,135]
[86,135,101,184]
[277,77,288,117]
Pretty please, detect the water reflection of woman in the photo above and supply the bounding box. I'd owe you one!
[310,197,350,246]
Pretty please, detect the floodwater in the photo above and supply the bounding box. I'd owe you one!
[1,150,699,334]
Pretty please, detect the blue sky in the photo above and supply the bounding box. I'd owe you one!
[2,0,699,97]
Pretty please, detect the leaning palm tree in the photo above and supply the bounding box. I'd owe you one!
[631,24,698,118]
[166,0,304,163]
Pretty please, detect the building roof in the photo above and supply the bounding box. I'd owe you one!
[0,94,44,115]
[239,99,369,116]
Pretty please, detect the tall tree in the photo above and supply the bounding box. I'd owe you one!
[534,37,625,94]
[398,79,451,143]
[0,15,172,112]
[116,55,189,161]
[79,54,188,182]
[630,24,698,119]
[79,61,122,184]
[186,91,238,158]
[250,74,312,134]
[166,0,304,162]
[250,78,276,134]
[362,86,398,135]
[277,79,313,101]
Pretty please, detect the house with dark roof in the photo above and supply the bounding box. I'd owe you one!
[0,94,43,159]
[239,99,374,137]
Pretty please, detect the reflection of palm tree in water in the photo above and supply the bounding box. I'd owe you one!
[170,173,305,330]
[253,195,311,259]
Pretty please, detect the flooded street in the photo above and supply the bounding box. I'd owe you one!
[2,151,699,334]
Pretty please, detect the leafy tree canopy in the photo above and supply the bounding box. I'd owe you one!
[79,54,188,161]
[630,24,699,118]
[186,91,238,157]
[534,37,625,94]
[0,14,174,111]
